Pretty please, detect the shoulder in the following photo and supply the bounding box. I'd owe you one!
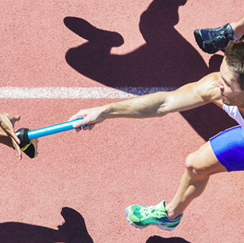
[194,72,223,107]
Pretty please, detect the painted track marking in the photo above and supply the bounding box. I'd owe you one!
[0,87,177,99]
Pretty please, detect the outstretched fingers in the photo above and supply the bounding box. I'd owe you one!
[0,113,22,159]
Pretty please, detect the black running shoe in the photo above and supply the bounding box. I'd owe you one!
[194,23,234,53]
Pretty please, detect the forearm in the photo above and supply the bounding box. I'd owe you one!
[102,92,167,119]
[101,78,214,119]
[70,75,217,130]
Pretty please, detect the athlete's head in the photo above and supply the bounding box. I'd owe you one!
[225,39,244,90]
[216,40,244,107]
[217,58,240,106]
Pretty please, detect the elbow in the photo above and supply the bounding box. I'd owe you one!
[156,106,168,117]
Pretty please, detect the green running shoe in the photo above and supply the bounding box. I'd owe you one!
[125,201,182,231]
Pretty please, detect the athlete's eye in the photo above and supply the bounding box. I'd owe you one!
[223,79,230,87]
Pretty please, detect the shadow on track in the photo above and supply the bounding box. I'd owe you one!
[146,235,191,243]
[64,0,208,89]
[0,207,93,243]
[64,0,237,140]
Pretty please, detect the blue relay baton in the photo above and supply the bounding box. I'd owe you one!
[15,118,85,158]
[28,118,85,140]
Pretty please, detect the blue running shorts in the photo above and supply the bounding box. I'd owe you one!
[210,126,244,172]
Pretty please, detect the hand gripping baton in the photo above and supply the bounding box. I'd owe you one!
[15,118,85,158]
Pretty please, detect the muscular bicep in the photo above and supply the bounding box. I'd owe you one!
[161,83,208,113]
[159,73,222,114]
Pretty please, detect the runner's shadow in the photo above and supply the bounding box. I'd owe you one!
[64,0,236,140]
[146,235,191,243]
[0,207,93,243]
[64,0,209,89]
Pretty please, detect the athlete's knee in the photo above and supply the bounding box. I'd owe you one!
[185,152,206,179]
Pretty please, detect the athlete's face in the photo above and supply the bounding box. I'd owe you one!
[216,58,244,107]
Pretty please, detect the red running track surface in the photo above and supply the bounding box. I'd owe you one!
[0,1,244,242]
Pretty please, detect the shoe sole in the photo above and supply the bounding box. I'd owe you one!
[125,208,175,231]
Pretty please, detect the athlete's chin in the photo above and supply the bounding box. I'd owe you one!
[222,98,231,106]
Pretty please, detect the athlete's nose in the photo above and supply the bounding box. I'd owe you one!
[216,79,224,89]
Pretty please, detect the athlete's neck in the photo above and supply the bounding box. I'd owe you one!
[238,107,244,118]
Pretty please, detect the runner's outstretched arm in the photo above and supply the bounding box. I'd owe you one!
[69,72,222,130]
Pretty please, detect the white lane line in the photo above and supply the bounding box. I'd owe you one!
[0,87,177,99]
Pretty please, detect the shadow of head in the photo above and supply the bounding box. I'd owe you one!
[146,235,191,243]
[58,207,93,243]
[139,0,187,45]
[140,0,187,35]
[0,207,93,243]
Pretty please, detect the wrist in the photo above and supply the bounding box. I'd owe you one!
[101,103,114,119]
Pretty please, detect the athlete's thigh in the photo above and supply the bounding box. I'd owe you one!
[190,141,228,175]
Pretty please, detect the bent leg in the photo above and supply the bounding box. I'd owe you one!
[125,141,226,231]
[166,141,227,219]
